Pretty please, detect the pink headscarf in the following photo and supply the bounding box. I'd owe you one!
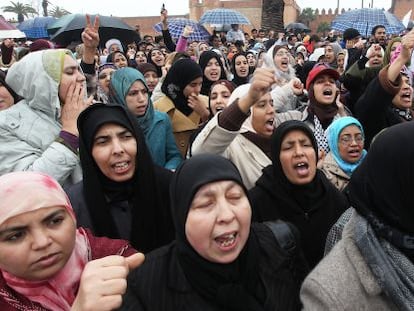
[0,171,89,311]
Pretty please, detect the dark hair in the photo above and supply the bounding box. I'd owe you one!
[371,25,385,35]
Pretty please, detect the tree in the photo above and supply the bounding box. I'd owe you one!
[1,1,37,23]
[49,6,70,18]
[261,0,284,33]
[317,22,331,37]
[298,7,316,27]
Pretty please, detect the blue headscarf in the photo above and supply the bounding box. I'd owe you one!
[326,116,367,176]
[110,67,154,136]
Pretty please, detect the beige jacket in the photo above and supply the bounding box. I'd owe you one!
[320,152,350,191]
[154,95,208,157]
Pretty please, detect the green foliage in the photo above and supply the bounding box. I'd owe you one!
[1,1,37,22]
[317,21,331,35]
[49,6,71,18]
[299,7,316,27]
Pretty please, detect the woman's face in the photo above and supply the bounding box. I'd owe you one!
[210,83,231,115]
[185,180,251,264]
[97,68,115,94]
[113,52,128,68]
[59,54,86,103]
[135,51,147,64]
[198,43,210,55]
[390,41,401,53]
[0,84,15,111]
[368,52,383,67]
[150,49,165,67]
[279,129,317,185]
[324,45,335,64]
[392,75,413,109]
[204,58,221,82]
[251,93,275,137]
[257,52,265,68]
[246,53,256,67]
[312,74,337,105]
[92,123,137,182]
[337,54,345,69]
[125,80,149,116]
[273,48,290,72]
[234,55,249,78]
[183,77,203,98]
[0,206,76,281]
[143,71,159,93]
[337,125,364,164]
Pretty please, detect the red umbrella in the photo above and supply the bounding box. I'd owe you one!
[0,16,26,39]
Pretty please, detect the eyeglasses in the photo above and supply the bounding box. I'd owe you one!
[339,134,364,145]
[98,71,114,80]
[275,51,291,57]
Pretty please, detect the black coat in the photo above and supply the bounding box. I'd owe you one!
[120,223,308,311]
[66,166,174,252]
[249,168,348,269]
[354,66,410,149]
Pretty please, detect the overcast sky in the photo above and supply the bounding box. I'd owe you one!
[0,0,394,19]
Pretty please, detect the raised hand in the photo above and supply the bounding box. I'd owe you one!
[82,14,100,50]
[70,253,145,311]
[61,81,93,136]
[188,93,210,121]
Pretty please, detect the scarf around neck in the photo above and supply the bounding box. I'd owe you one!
[0,172,89,311]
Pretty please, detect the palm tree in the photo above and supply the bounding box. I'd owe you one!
[1,1,38,23]
[261,0,284,33]
[317,22,331,37]
[49,6,71,18]
[298,7,316,27]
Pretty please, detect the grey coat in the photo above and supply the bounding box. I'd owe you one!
[300,210,398,311]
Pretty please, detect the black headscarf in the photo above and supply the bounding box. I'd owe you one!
[77,103,172,252]
[0,70,20,104]
[347,122,414,258]
[161,58,202,116]
[146,47,164,77]
[170,154,265,311]
[252,120,348,267]
[198,50,227,96]
[231,53,250,86]
[0,42,13,65]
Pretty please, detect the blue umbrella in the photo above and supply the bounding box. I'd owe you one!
[331,8,405,37]
[18,16,56,39]
[199,8,250,25]
[154,18,210,42]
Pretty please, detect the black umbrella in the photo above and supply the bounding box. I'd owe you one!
[48,14,139,47]
[285,22,310,33]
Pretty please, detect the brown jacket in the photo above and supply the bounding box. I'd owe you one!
[154,95,208,157]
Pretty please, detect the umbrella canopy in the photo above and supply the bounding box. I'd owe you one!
[199,8,250,25]
[48,14,139,47]
[154,18,210,42]
[18,16,56,39]
[0,16,25,39]
[285,22,310,33]
[331,8,405,37]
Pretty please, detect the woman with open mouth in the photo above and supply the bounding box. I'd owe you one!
[355,29,414,148]
[249,120,348,268]
[120,154,307,310]
[191,68,277,190]
[66,104,175,253]
[321,116,367,191]
[0,171,144,311]
[199,50,227,96]
[231,53,250,86]
[109,67,181,170]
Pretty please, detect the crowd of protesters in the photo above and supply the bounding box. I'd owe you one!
[0,7,413,310]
